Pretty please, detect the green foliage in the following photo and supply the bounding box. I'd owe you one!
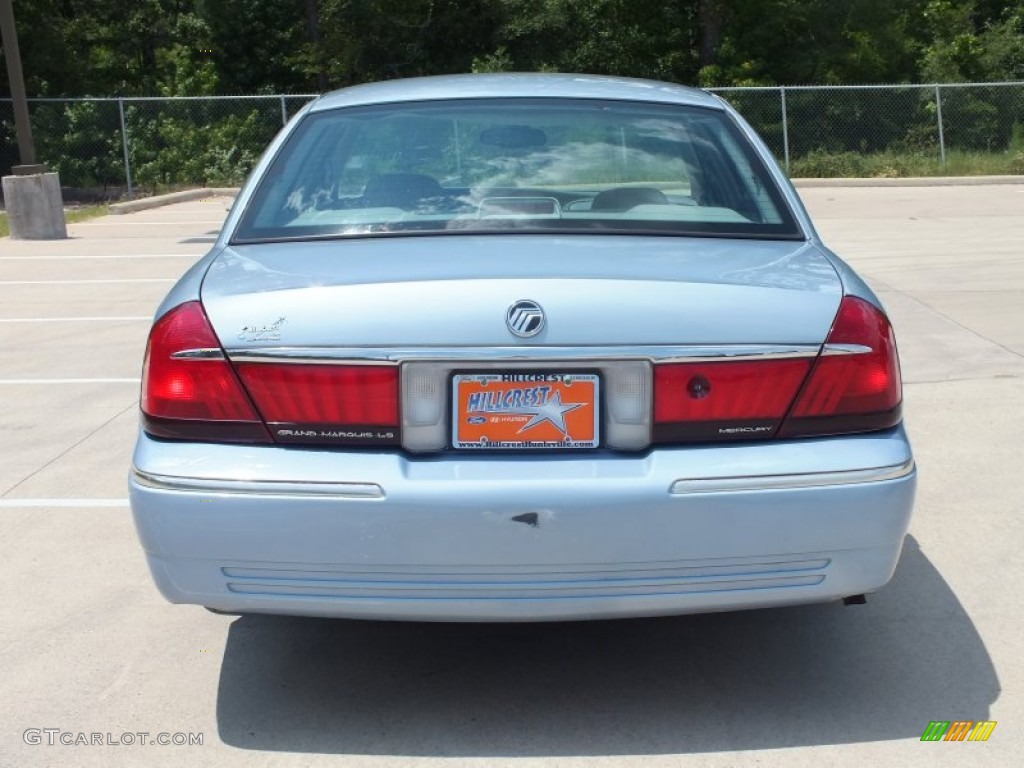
[1010,122,1024,152]
[471,47,515,74]
[29,101,125,187]
[479,0,695,81]
[5,0,1024,187]
[126,102,279,188]
[921,0,1024,82]
[5,0,1024,97]
[305,0,502,86]
[698,0,930,86]
[196,0,308,94]
[790,150,869,178]
[789,148,1024,178]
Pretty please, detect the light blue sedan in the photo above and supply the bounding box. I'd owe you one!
[130,73,915,621]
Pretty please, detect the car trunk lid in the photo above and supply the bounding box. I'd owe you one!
[201,235,841,349]
[191,234,855,451]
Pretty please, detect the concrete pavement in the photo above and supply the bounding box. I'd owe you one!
[0,187,1021,767]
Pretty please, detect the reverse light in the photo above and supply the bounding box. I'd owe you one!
[401,364,447,452]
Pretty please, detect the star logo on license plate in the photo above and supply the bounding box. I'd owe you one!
[517,391,584,435]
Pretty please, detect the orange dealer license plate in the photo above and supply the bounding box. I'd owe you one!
[452,372,600,450]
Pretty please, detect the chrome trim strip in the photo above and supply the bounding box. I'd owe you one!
[169,348,225,360]
[821,343,873,356]
[669,459,914,495]
[131,468,384,499]
[226,344,821,365]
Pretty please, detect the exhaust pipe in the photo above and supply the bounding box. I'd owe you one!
[842,594,867,606]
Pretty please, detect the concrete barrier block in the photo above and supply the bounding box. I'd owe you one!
[2,172,68,240]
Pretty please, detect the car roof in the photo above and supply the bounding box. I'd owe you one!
[310,73,724,112]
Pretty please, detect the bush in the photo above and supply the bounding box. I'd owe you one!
[30,101,125,187]
[789,150,866,178]
[788,148,1024,178]
[124,99,282,190]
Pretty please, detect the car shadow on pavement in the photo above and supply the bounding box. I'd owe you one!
[215,535,998,756]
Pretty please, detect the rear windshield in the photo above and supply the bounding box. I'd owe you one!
[233,98,802,243]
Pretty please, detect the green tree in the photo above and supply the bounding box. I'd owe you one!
[302,0,501,87]
[698,0,930,86]
[922,0,1024,81]
[196,0,310,93]
[475,0,697,82]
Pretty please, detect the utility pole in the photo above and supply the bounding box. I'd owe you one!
[1,0,41,172]
[1,0,67,238]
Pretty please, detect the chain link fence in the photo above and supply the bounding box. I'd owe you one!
[710,82,1024,176]
[2,83,1023,196]
[0,95,316,197]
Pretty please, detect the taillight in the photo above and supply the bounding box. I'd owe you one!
[779,296,902,437]
[653,359,811,442]
[652,296,902,443]
[235,363,400,445]
[141,302,270,442]
[141,304,401,446]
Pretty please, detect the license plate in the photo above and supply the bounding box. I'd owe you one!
[452,372,600,449]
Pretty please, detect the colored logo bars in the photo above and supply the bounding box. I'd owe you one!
[921,720,997,742]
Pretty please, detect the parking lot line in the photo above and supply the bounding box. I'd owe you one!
[0,316,151,323]
[0,253,199,261]
[0,278,175,285]
[74,219,226,225]
[0,498,129,508]
[0,378,139,384]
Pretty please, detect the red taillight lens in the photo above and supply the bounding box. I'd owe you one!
[779,296,902,437]
[140,303,400,446]
[652,297,903,443]
[235,364,399,428]
[653,359,812,442]
[141,302,270,442]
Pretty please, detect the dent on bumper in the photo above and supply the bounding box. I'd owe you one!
[129,427,916,621]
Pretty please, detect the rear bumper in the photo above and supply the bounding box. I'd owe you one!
[129,427,916,622]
